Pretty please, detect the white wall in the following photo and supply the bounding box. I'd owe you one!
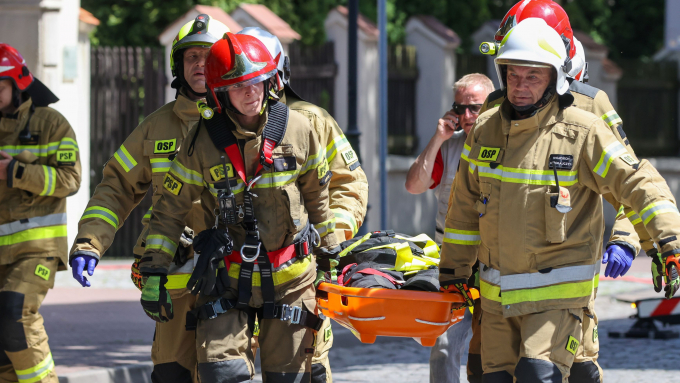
[0,0,91,251]
[325,10,381,231]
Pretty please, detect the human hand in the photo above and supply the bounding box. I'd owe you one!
[602,244,634,278]
[435,110,459,141]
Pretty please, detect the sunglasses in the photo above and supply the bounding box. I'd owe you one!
[452,103,483,115]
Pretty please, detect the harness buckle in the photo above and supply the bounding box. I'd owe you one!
[241,242,261,263]
[280,304,302,325]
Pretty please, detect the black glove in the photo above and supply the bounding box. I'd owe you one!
[210,262,231,297]
[187,228,233,296]
[140,274,173,322]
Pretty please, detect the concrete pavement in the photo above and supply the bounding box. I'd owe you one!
[42,257,680,383]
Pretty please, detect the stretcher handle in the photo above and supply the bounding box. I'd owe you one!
[317,283,479,303]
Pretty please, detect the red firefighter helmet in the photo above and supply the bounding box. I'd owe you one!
[205,32,278,113]
[0,44,34,91]
[495,0,575,60]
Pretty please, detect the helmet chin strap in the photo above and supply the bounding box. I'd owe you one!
[509,84,556,116]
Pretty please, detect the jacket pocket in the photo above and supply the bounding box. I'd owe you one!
[478,242,491,267]
[545,191,567,243]
[283,183,303,231]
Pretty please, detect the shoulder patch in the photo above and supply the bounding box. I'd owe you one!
[569,80,600,99]
[57,149,76,164]
[163,173,184,195]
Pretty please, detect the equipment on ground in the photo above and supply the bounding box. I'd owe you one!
[610,290,680,339]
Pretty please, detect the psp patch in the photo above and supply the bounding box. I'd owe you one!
[163,173,184,195]
[35,264,51,281]
[565,335,580,355]
[154,139,177,154]
[210,164,234,181]
[318,159,330,179]
[324,325,333,342]
[477,147,500,162]
[57,150,76,165]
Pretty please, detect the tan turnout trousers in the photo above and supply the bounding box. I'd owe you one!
[0,258,59,383]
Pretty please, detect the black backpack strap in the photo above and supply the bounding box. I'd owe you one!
[260,100,289,170]
[203,110,239,152]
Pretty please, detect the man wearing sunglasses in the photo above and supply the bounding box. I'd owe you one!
[405,73,494,383]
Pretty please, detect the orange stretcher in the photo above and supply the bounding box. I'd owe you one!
[316,283,480,346]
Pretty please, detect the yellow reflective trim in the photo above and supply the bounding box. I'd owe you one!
[625,209,642,225]
[314,218,336,238]
[165,274,191,290]
[169,160,204,186]
[501,275,598,306]
[228,256,312,286]
[15,352,54,383]
[538,38,561,59]
[333,209,358,236]
[480,280,501,302]
[48,167,56,196]
[81,206,119,228]
[0,225,67,247]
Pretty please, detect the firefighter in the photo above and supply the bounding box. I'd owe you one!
[0,44,81,383]
[137,32,337,382]
[440,18,680,382]
[473,3,679,382]
[68,14,229,383]
[237,27,369,383]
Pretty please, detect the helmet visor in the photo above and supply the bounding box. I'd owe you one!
[495,58,551,69]
[214,69,277,92]
[495,15,516,41]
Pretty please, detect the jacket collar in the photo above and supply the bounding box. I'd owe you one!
[500,95,559,135]
[226,109,267,140]
[173,90,201,123]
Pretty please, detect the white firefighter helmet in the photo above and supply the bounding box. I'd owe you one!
[237,27,290,85]
[569,37,587,82]
[494,17,570,95]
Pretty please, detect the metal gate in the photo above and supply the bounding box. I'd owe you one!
[617,59,679,157]
[90,46,166,257]
[287,41,337,116]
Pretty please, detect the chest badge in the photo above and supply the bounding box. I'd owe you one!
[477,147,500,162]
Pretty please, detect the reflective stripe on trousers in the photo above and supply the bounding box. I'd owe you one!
[479,262,599,305]
[0,213,68,247]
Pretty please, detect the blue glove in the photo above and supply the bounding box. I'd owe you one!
[602,244,635,278]
[71,254,98,287]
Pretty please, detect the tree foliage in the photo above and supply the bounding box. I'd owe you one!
[82,0,663,60]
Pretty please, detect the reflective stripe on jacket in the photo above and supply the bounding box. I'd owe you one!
[442,96,680,317]
[0,100,81,269]
[70,92,209,263]
[140,105,338,304]
[284,94,368,242]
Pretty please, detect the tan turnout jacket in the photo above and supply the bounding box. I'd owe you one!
[441,95,680,318]
[481,81,666,254]
[284,92,368,242]
[140,103,338,303]
[0,100,81,270]
[70,93,209,275]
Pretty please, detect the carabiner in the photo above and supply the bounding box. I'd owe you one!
[246,175,262,192]
[240,242,261,263]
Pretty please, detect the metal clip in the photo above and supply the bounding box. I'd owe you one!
[237,205,245,219]
[207,300,220,320]
[246,175,262,192]
[280,304,302,325]
[240,242,261,262]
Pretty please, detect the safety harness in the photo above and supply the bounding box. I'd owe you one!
[187,100,323,331]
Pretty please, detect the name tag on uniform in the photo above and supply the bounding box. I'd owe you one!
[210,164,234,181]
[549,154,574,170]
[620,153,639,166]
[477,147,500,162]
[154,139,177,154]
[163,173,184,195]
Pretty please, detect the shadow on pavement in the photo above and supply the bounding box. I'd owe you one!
[42,301,155,372]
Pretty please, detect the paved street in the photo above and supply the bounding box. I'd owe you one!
[44,257,680,382]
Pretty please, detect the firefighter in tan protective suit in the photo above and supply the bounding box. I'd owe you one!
[236,27,369,383]
[0,44,81,383]
[138,32,338,382]
[468,3,679,382]
[440,18,680,383]
[69,15,229,383]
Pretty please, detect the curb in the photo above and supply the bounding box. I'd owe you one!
[58,362,153,383]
